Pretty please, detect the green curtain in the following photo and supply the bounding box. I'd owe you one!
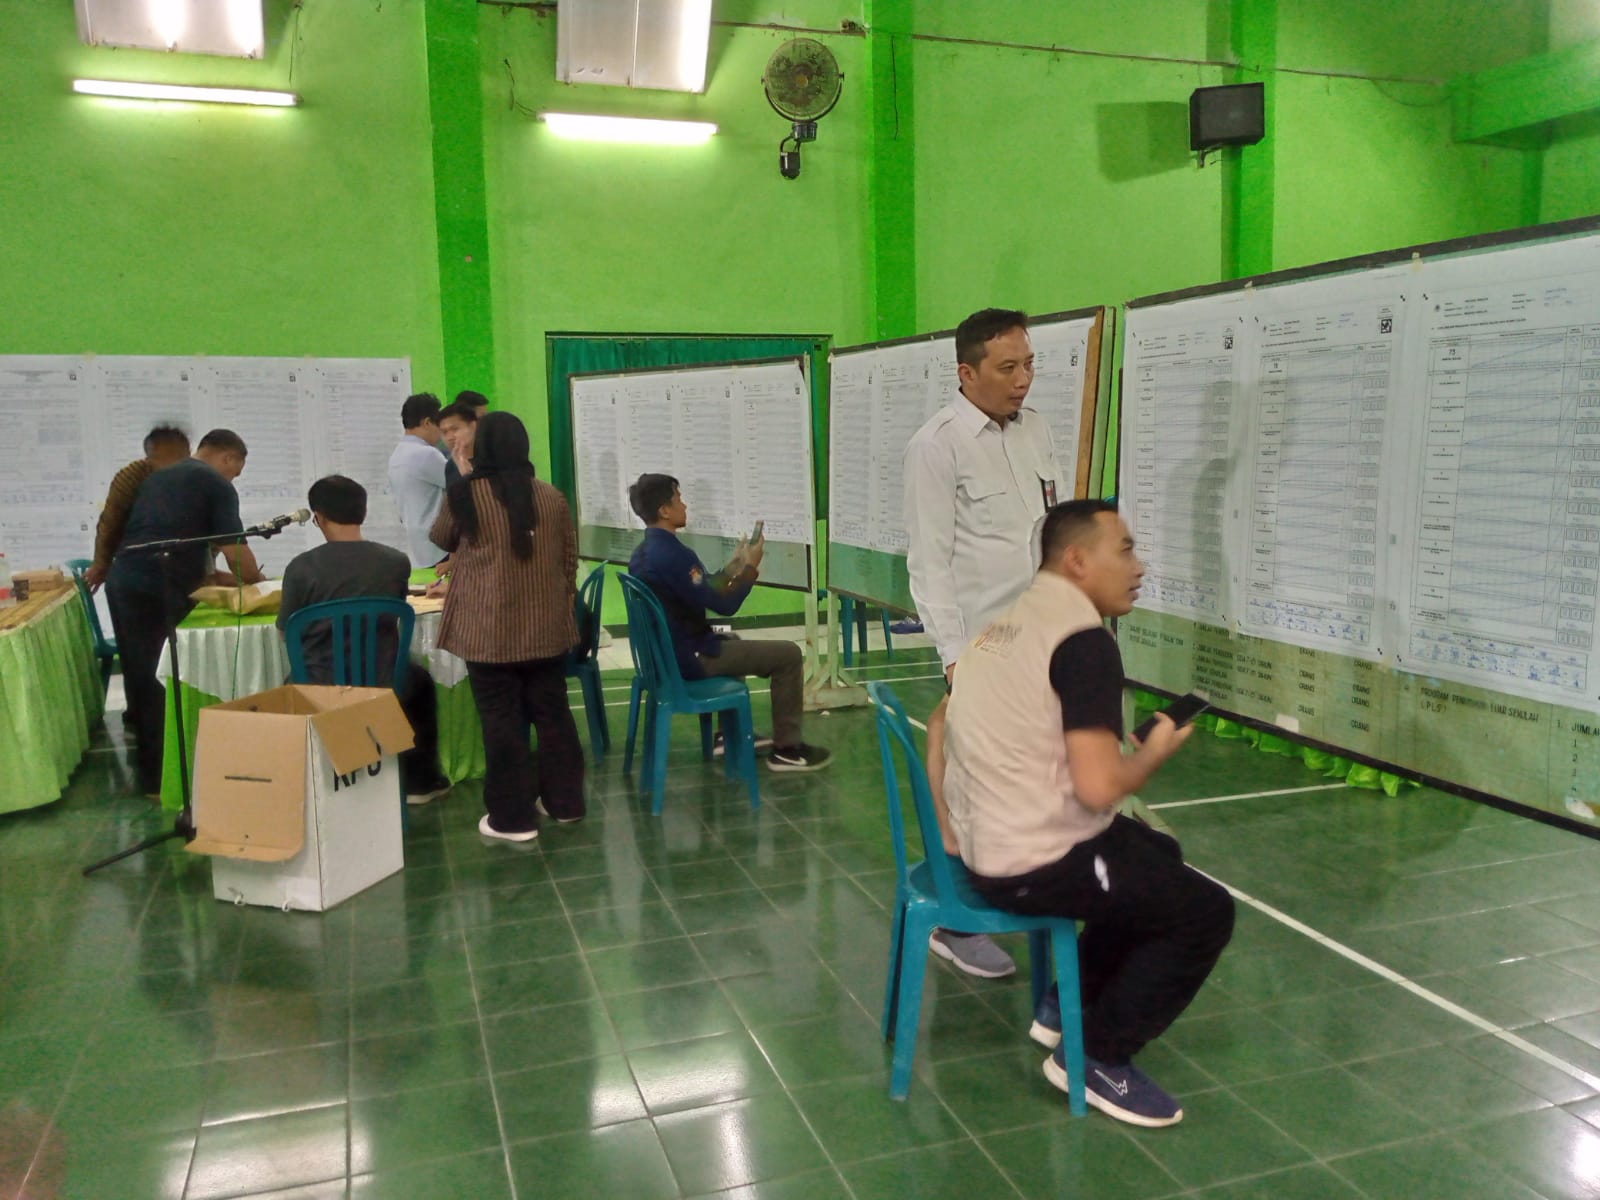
[545,334,831,514]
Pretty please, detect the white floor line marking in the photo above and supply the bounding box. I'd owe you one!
[1148,782,1350,810]
[1198,869,1600,1093]
[906,715,927,731]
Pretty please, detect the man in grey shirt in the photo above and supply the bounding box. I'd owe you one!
[387,392,450,569]
[278,475,449,804]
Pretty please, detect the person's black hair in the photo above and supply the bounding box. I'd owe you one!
[436,401,479,426]
[629,473,679,525]
[447,411,538,559]
[1039,499,1120,563]
[401,392,442,431]
[955,308,1030,368]
[307,475,367,526]
[197,428,248,458]
[453,389,489,412]
[143,424,189,455]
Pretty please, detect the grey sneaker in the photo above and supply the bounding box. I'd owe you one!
[928,930,1015,979]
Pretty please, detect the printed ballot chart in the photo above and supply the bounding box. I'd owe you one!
[1117,223,1600,821]
[569,356,815,590]
[826,309,1106,613]
[0,355,412,572]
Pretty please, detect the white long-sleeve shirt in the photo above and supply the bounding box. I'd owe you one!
[387,435,449,568]
[903,390,1064,666]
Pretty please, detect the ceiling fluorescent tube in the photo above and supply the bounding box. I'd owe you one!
[540,112,716,145]
[72,79,298,107]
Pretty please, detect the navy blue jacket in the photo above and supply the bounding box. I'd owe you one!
[628,527,754,679]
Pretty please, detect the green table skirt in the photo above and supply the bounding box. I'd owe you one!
[0,593,105,813]
[161,677,487,812]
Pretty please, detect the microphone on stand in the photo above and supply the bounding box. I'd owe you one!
[243,508,311,537]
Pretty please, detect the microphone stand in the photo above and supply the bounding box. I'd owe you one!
[83,523,288,876]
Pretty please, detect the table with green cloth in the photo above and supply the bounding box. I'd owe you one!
[0,586,106,813]
[154,603,486,812]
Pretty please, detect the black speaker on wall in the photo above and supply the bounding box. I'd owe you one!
[1189,82,1265,151]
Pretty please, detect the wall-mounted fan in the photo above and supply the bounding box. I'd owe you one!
[763,37,843,179]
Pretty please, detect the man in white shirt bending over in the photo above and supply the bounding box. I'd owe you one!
[387,392,450,570]
[903,308,1065,980]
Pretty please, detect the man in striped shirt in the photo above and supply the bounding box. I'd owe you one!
[84,425,191,590]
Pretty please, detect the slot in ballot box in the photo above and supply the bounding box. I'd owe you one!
[186,685,414,912]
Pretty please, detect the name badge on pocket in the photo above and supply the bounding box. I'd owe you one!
[1040,478,1058,508]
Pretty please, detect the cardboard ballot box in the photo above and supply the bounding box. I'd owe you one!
[186,685,415,911]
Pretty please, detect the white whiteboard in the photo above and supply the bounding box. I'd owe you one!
[1120,229,1600,711]
[0,354,413,575]
[827,311,1102,558]
[569,357,815,590]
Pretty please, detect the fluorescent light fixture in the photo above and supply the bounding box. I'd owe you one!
[540,112,716,144]
[72,79,298,107]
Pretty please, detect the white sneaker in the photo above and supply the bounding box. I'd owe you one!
[478,814,538,843]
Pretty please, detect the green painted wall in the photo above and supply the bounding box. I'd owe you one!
[0,0,444,377]
[5,0,1579,626]
[1272,1,1544,268]
[1540,0,1600,222]
[479,4,873,466]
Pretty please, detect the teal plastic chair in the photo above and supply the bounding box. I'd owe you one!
[868,681,1086,1110]
[566,566,610,761]
[65,559,116,693]
[838,595,893,667]
[618,573,760,814]
[283,597,416,694]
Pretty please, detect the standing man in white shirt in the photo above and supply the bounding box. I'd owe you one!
[388,392,450,570]
[903,308,1066,980]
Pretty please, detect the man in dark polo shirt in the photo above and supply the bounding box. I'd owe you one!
[945,500,1234,1128]
[626,472,828,772]
[106,429,265,794]
[277,475,448,804]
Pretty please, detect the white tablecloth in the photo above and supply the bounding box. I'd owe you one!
[155,610,467,701]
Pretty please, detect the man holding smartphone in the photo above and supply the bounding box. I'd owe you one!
[944,500,1234,1128]
[628,473,830,772]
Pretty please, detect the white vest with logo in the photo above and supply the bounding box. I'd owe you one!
[944,571,1114,877]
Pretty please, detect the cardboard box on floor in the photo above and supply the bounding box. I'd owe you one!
[186,684,414,911]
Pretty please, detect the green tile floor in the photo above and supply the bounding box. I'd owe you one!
[8,649,1600,1197]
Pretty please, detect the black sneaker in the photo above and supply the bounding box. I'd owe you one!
[1045,1048,1183,1127]
[712,731,775,758]
[405,773,452,806]
[766,743,831,773]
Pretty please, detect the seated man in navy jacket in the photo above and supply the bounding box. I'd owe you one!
[627,473,829,772]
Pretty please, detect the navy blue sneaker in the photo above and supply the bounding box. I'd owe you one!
[1030,983,1061,1049]
[1043,1048,1183,1128]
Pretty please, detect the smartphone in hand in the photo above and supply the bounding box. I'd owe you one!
[1132,693,1210,742]
[750,520,764,543]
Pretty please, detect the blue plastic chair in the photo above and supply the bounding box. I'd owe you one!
[283,597,416,694]
[838,595,893,667]
[618,573,760,814]
[566,565,610,761]
[65,559,116,694]
[868,681,1086,1110]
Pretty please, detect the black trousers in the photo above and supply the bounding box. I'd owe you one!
[105,580,191,793]
[465,656,585,833]
[394,669,442,792]
[972,815,1235,1065]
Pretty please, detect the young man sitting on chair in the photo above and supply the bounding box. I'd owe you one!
[627,472,829,772]
[278,474,450,804]
[943,500,1234,1127]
